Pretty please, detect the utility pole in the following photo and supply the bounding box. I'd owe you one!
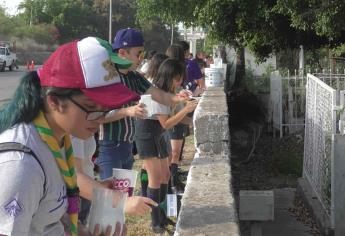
[29,5,33,27]
[108,0,112,43]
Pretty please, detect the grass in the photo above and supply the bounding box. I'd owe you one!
[126,135,196,236]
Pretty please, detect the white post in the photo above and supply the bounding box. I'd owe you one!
[333,134,345,235]
[108,0,112,43]
[299,45,304,70]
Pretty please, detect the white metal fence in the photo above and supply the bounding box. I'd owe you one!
[303,74,337,221]
[270,70,345,137]
[270,70,307,137]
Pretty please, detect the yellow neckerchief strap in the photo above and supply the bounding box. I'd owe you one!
[33,111,79,236]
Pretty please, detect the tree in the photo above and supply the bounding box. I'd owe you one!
[274,0,345,56]
[136,0,345,88]
[136,0,195,44]
[17,0,176,52]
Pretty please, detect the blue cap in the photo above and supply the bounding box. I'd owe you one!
[112,28,144,50]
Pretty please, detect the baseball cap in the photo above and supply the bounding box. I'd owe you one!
[112,28,144,50]
[38,37,140,108]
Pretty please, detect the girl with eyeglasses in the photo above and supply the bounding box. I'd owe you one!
[0,37,137,236]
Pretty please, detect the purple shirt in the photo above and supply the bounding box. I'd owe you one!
[183,59,202,91]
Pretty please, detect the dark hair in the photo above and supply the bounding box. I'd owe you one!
[152,58,185,93]
[195,58,207,69]
[165,44,185,64]
[176,41,190,52]
[146,53,168,80]
[146,50,157,60]
[0,71,82,133]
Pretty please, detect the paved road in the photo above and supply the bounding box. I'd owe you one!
[0,66,29,106]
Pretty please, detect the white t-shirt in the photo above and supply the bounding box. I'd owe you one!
[139,61,150,75]
[0,123,67,236]
[71,136,96,178]
[149,100,171,120]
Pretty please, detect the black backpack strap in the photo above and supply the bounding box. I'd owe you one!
[0,142,47,200]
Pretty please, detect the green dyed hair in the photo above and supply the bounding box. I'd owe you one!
[0,71,82,134]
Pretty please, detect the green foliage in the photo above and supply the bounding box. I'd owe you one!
[0,0,175,53]
[14,24,59,45]
[271,149,303,176]
[275,0,345,43]
[245,64,272,95]
[136,0,196,26]
[203,34,219,56]
[137,0,345,61]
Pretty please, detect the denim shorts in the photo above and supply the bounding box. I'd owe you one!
[95,140,134,180]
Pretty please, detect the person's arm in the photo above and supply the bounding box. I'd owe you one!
[75,158,156,216]
[180,116,193,125]
[196,77,206,90]
[100,104,147,124]
[75,158,105,200]
[0,156,44,234]
[146,86,189,107]
[157,100,198,129]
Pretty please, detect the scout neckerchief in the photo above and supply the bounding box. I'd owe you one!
[33,111,79,236]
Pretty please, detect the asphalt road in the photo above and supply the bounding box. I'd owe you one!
[0,66,29,106]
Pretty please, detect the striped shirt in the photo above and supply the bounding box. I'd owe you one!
[99,71,151,142]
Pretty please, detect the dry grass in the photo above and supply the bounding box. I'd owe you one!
[126,135,196,236]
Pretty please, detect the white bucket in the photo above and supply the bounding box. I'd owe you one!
[205,68,223,87]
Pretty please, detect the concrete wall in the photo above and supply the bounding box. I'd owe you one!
[16,51,52,65]
[175,87,240,235]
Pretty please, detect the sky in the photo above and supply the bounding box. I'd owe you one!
[1,0,23,16]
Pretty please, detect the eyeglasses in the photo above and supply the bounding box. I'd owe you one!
[68,97,109,121]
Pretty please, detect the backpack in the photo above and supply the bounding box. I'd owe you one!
[0,142,47,200]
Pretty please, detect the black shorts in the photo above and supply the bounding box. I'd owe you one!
[135,119,169,159]
[169,123,188,140]
[163,130,172,154]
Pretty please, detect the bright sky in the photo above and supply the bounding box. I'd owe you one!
[1,0,23,16]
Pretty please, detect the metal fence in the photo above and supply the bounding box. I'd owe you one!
[303,74,337,222]
[270,69,345,137]
[270,70,307,137]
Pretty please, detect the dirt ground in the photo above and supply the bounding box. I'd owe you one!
[228,90,320,235]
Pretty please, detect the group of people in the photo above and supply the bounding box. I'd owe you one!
[0,28,206,235]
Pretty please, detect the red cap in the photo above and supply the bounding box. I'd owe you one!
[38,38,140,108]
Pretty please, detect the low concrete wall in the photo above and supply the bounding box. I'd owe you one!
[175,87,240,235]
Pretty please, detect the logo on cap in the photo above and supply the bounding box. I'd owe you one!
[102,59,118,81]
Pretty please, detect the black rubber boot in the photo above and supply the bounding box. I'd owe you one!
[147,187,165,234]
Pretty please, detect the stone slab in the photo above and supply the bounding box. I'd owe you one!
[175,153,239,236]
[239,190,274,221]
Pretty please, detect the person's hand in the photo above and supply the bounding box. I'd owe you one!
[177,89,193,99]
[184,100,198,113]
[125,196,158,216]
[192,86,205,97]
[126,103,148,119]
